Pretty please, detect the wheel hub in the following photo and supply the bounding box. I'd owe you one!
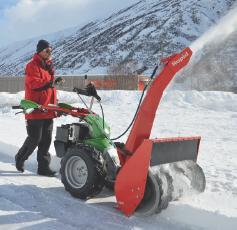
[65,156,88,189]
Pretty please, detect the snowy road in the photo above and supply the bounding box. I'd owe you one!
[0,90,236,229]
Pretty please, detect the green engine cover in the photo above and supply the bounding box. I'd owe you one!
[83,114,114,152]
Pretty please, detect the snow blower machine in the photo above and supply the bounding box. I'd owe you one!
[14,47,205,217]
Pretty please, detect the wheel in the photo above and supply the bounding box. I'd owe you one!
[104,179,115,191]
[104,167,121,191]
[135,170,161,217]
[154,169,174,213]
[61,145,106,199]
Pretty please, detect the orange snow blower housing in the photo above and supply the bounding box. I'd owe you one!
[115,47,205,216]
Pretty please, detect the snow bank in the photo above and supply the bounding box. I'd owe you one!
[1,89,236,113]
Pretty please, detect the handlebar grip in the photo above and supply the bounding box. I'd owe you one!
[12,105,21,109]
[73,86,101,101]
[73,87,89,96]
[94,94,101,101]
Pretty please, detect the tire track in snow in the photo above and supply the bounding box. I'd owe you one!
[0,161,194,230]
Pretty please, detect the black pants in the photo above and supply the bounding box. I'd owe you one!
[16,119,53,169]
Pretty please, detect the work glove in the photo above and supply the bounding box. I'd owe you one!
[85,83,101,101]
[49,80,54,88]
[54,77,65,86]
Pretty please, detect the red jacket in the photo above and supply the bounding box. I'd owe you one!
[25,54,57,120]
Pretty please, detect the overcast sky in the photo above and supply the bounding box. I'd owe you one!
[0,0,138,48]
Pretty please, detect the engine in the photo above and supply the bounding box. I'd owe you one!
[54,123,92,158]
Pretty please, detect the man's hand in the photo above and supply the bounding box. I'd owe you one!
[54,77,65,86]
[85,83,101,101]
[73,83,101,101]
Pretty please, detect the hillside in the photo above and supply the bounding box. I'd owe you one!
[0,0,235,77]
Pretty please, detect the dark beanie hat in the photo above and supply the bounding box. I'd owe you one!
[36,39,50,53]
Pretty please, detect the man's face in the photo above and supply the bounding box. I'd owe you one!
[39,48,52,61]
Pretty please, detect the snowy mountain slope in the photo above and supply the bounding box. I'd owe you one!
[0,90,237,229]
[0,0,236,77]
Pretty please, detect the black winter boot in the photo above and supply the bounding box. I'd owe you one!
[37,167,56,177]
[15,154,24,172]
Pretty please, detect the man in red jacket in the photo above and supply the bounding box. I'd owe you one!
[15,40,64,176]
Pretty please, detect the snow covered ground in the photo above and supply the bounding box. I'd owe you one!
[0,89,236,230]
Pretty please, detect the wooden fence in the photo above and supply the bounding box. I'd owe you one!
[0,75,149,92]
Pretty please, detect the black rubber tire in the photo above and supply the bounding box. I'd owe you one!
[61,145,106,199]
[155,170,174,213]
[104,167,120,191]
[135,170,161,217]
[104,180,115,191]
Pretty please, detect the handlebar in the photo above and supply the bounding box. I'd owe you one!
[12,105,22,109]
[73,83,101,101]
[73,87,89,96]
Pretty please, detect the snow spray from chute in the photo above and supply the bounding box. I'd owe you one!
[175,5,237,91]
[190,6,237,54]
[164,7,237,91]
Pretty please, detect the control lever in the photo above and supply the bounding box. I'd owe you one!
[73,83,101,101]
